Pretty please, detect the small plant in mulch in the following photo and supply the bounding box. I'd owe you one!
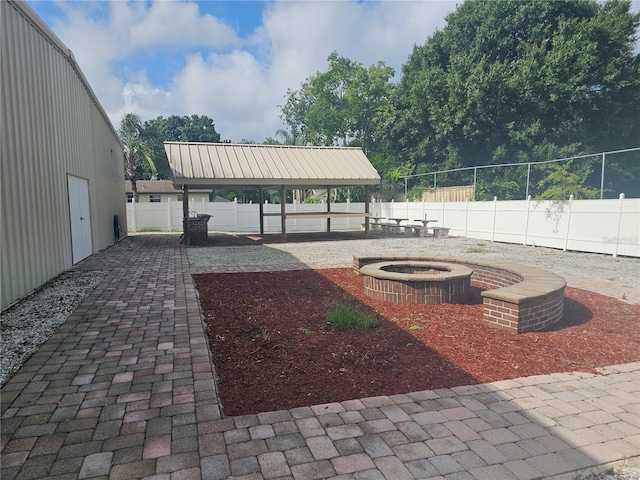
[325,299,377,330]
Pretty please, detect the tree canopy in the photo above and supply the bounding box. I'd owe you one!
[140,114,221,180]
[391,0,640,198]
[280,51,395,156]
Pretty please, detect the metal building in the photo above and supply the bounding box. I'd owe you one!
[1,0,126,310]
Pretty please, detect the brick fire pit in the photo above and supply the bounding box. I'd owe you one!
[360,261,473,305]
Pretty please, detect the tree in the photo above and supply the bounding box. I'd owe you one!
[393,0,640,199]
[280,51,395,156]
[142,115,222,179]
[118,113,155,198]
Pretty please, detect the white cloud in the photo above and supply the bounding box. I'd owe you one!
[34,0,458,142]
[130,1,239,49]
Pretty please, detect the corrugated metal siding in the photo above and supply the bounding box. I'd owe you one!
[1,1,125,310]
[165,142,381,188]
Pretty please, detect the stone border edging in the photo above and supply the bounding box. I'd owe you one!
[353,254,566,333]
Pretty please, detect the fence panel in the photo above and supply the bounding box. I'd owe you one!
[126,197,639,257]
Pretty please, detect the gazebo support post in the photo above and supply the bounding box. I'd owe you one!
[280,185,287,242]
[259,189,264,235]
[182,185,190,245]
[326,187,331,233]
[364,185,370,237]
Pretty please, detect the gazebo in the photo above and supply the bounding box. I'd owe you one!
[164,142,381,243]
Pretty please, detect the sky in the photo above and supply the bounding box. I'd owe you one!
[27,0,640,144]
[27,0,460,143]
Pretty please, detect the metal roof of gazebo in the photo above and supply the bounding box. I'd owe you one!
[164,142,381,190]
[164,142,381,243]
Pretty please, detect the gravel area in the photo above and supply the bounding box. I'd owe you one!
[0,270,107,386]
[188,236,640,288]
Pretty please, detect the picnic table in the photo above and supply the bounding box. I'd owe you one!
[388,217,409,226]
[414,219,438,228]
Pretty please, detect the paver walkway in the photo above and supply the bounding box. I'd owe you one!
[1,234,639,480]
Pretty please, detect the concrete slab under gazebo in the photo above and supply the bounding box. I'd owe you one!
[163,142,381,243]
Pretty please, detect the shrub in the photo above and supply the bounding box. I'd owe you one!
[325,300,377,330]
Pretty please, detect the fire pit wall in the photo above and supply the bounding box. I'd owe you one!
[354,255,566,334]
[360,262,472,305]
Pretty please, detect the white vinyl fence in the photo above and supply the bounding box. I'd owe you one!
[126,195,639,258]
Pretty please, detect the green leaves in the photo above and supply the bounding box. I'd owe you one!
[393,0,640,199]
[280,51,395,155]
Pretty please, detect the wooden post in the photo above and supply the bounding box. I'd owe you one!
[364,185,370,237]
[182,185,190,245]
[259,189,264,235]
[326,187,331,233]
[280,185,287,242]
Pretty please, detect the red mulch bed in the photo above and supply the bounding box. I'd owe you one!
[194,268,640,416]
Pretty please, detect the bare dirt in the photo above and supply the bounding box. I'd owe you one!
[194,268,640,416]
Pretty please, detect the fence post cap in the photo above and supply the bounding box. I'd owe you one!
[619,193,625,199]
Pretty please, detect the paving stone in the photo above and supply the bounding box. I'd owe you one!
[30,433,66,457]
[373,455,415,480]
[225,428,251,445]
[393,441,435,462]
[467,439,507,465]
[201,454,231,480]
[525,452,575,476]
[273,421,299,436]
[359,419,396,435]
[1,451,29,468]
[451,450,487,470]
[49,456,85,476]
[12,453,56,479]
[92,419,122,441]
[312,403,346,415]
[404,458,440,478]
[284,447,314,466]
[266,433,306,452]
[227,440,268,461]
[353,469,386,480]
[258,451,291,479]
[470,464,519,480]
[503,459,544,480]
[495,442,531,461]
[396,421,430,442]
[290,459,336,479]
[333,438,364,455]
[250,424,275,440]
[426,436,467,455]
[480,427,522,445]
[429,454,464,475]
[331,453,376,474]
[78,452,113,479]
[326,424,364,441]
[357,434,394,458]
[339,410,366,424]
[307,435,340,460]
[412,411,448,426]
[296,417,326,439]
[109,459,156,480]
[444,421,482,442]
[143,434,171,459]
[112,445,143,465]
[379,405,411,423]
[231,456,260,476]
[13,423,57,438]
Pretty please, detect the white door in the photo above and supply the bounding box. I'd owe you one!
[68,175,92,264]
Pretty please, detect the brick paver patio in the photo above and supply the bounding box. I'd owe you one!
[1,234,639,480]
